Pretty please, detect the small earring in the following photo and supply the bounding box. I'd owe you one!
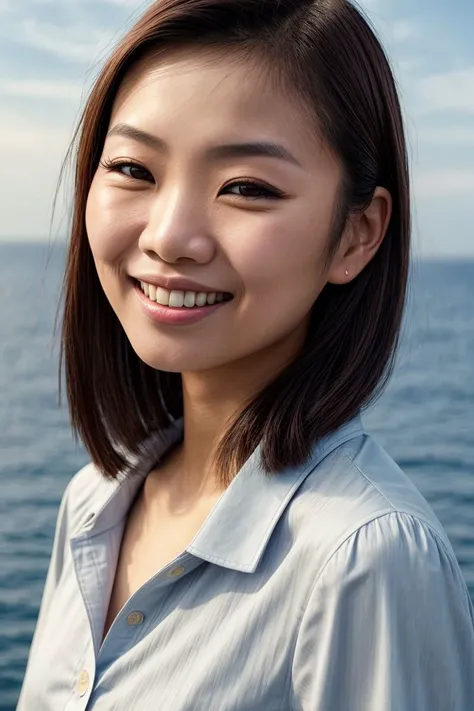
[344,269,349,276]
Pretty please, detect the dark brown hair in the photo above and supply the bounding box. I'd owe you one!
[58,0,410,485]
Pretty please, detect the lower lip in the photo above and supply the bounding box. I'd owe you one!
[133,281,231,325]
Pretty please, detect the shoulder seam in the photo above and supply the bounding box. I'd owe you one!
[340,448,457,562]
[341,447,398,510]
[313,509,458,598]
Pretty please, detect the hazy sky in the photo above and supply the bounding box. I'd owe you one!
[1,0,473,256]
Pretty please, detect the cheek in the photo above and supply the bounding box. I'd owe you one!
[85,180,144,262]
[229,203,331,309]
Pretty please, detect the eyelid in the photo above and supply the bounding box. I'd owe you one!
[101,156,140,167]
[221,179,284,199]
[100,157,150,172]
[99,157,285,198]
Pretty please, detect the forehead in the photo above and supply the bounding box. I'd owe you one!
[109,46,329,167]
[114,47,288,119]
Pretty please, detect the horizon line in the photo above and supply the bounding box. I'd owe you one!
[0,238,473,262]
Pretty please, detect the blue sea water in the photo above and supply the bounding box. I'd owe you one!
[0,241,473,708]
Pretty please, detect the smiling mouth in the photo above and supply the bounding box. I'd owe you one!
[133,279,233,309]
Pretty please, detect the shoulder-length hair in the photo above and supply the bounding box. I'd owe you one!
[58,0,410,485]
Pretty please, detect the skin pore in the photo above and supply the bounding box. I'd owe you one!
[85,46,392,515]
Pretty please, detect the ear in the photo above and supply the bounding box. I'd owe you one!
[327,187,392,285]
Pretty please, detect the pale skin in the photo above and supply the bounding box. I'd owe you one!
[85,46,392,642]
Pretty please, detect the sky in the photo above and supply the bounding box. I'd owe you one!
[0,0,473,257]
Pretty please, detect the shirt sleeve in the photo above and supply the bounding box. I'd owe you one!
[16,479,72,710]
[290,511,474,711]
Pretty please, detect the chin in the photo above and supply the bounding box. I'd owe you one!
[127,337,227,374]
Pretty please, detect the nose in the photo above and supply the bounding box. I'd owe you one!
[138,186,216,265]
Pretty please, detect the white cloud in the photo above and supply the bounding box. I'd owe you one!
[415,169,474,198]
[397,57,425,75]
[359,0,386,9]
[28,0,145,5]
[19,18,116,63]
[0,79,84,101]
[0,110,74,238]
[417,126,474,146]
[391,19,418,43]
[102,0,148,5]
[414,67,474,116]
[0,112,71,150]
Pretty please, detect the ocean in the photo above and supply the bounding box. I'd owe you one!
[1,241,473,709]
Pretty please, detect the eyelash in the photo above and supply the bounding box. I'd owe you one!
[99,158,284,200]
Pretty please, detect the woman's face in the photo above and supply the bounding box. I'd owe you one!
[86,48,343,374]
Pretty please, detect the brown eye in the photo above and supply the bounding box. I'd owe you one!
[101,159,154,183]
[120,164,153,182]
[221,180,282,200]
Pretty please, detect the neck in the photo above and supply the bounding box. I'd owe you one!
[145,322,308,506]
[177,364,266,495]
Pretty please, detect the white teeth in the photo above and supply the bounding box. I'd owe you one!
[156,287,169,306]
[138,281,230,308]
[183,291,196,308]
[169,290,185,307]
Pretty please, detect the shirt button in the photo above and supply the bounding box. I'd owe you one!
[77,670,90,696]
[167,565,185,577]
[127,611,144,626]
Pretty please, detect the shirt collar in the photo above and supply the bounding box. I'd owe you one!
[74,413,365,572]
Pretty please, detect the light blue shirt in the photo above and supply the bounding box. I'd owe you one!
[17,413,474,710]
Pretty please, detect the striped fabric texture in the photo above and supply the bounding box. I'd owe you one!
[18,414,474,710]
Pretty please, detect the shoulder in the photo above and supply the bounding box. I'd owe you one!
[295,506,474,654]
[54,422,183,540]
[290,500,474,710]
[56,461,120,539]
[297,429,456,559]
[288,428,463,595]
[319,509,465,594]
[296,508,474,673]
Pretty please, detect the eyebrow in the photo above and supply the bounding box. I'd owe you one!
[106,123,302,168]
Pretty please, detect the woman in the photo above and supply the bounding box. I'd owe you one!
[18,0,474,709]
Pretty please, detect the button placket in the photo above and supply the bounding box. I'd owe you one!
[76,669,90,697]
[127,611,145,626]
[99,560,192,665]
[167,565,186,578]
[120,565,187,641]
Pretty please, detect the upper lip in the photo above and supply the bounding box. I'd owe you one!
[132,274,232,295]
